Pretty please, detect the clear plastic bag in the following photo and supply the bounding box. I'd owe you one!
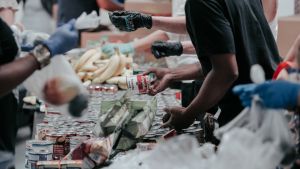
[104,99,295,169]
[23,56,88,116]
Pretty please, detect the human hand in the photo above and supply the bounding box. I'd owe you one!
[109,11,152,32]
[101,43,134,57]
[162,106,195,130]
[233,80,300,109]
[20,31,50,52]
[151,41,183,59]
[43,19,78,57]
[143,67,172,95]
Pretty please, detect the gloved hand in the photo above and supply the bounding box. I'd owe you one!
[109,11,152,32]
[102,43,134,57]
[20,30,50,52]
[151,41,183,59]
[43,19,78,57]
[75,11,101,30]
[233,80,300,109]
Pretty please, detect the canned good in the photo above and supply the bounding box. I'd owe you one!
[26,140,53,154]
[126,74,155,94]
[27,150,52,161]
[46,133,70,160]
[35,123,53,140]
[28,160,38,169]
[69,136,89,150]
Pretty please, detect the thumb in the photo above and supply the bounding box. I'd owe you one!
[62,19,76,30]
[143,68,155,75]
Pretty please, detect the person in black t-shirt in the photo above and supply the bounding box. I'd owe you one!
[181,0,281,127]
[0,18,78,168]
[108,0,281,130]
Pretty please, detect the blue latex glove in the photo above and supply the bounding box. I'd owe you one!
[102,43,134,57]
[43,19,78,57]
[233,80,300,109]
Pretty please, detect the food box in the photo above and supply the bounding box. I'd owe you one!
[125,0,172,16]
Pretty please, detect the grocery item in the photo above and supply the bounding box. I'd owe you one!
[126,74,155,94]
[37,160,84,169]
[71,47,134,89]
[45,133,70,160]
[65,137,113,168]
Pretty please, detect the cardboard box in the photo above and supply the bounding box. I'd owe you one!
[277,15,300,57]
[80,31,130,48]
[125,0,172,16]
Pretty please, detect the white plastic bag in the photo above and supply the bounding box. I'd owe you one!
[104,99,295,169]
[215,98,295,167]
[23,56,88,116]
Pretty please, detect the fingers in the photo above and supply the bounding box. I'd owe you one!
[111,11,130,16]
[161,109,172,128]
[161,106,183,128]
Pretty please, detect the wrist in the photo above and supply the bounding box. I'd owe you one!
[184,106,198,120]
[31,44,51,69]
[173,42,183,56]
[142,14,152,29]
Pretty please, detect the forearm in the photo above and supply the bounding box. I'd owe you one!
[133,30,169,53]
[285,35,300,63]
[185,69,237,118]
[181,41,196,54]
[0,8,15,25]
[262,0,278,22]
[168,63,204,81]
[0,54,40,96]
[152,16,187,34]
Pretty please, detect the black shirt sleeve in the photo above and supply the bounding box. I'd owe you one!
[185,0,236,58]
[0,18,18,64]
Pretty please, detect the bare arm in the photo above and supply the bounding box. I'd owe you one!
[0,8,15,25]
[285,35,300,64]
[152,16,187,34]
[133,30,170,53]
[168,63,204,81]
[0,54,40,96]
[181,41,196,54]
[184,54,238,118]
[262,0,278,22]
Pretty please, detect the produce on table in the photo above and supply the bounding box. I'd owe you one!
[72,48,133,89]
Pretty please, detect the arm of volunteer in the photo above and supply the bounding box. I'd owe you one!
[262,0,278,22]
[285,35,300,63]
[168,63,204,81]
[181,41,196,54]
[146,63,204,95]
[185,53,239,118]
[134,30,170,53]
[152,16,187,34]
[0,54,40,96]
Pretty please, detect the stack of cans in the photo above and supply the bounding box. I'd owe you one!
[25,140,53,169]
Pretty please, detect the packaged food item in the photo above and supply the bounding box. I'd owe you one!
[126,73,156,94]
[36,160,84,169]
[27,150,53,161]
[136,143,157,151]
[45,133,70,160]
[26,140,54,154]
[65,137,113,168]
[112,97,157,151]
